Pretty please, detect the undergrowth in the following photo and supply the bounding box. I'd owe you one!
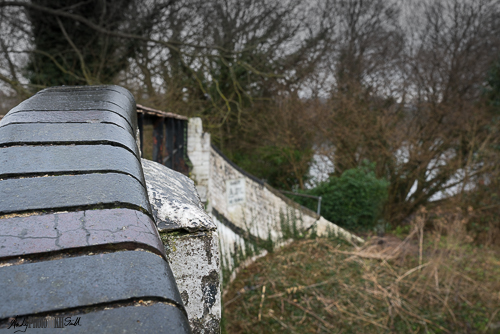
[223,208,500,333]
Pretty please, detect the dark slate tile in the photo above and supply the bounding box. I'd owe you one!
[0,209,165,260]
[14,94,130,112]
[0,110,133,135]
[36,89,133,103]
[0,251,185,319]
[0,145,144,186]
[38,85,135,107]
[8,100,135,133]
[7,84,136,128]
[0,303,191,333]
[32,86,137,130]
[0,123,139,157]
[0,173,151,215]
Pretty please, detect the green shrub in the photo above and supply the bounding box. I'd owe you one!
[293,162,389,231]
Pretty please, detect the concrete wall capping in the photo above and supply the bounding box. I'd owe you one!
[142,159,215,233]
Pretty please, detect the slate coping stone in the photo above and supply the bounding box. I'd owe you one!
[0,145,145,186]
[0,303,191,333]
[38,85,136,107]
[12,85,136,129]
[25,85,137,131]
[0,123,139,157]
[0,251,184,319]
[8,101,135,133]
[0,110,133,135]
[0,209,165,260]
[0,173,151,215]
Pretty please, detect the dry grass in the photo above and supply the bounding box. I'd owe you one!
[223,209,500,333]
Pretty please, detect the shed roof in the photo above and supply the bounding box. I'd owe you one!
[136,104,188,121]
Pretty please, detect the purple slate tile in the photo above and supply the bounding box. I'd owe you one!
[0,209,165,260]
[0,237,57,256]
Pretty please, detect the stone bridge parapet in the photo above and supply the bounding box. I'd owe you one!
[0,86,219,333]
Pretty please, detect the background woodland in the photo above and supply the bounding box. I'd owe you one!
[1,0,500,242]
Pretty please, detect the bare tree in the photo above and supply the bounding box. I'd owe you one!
[316,0,500,224]
[0,3,32,106]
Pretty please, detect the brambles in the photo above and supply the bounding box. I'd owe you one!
[223,208,500,333]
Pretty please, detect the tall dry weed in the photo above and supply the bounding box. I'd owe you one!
[224,206,500,333]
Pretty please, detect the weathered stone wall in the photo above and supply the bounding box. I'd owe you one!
[186,117,211,203]
[142,159,221,334]
[209,145,319,241]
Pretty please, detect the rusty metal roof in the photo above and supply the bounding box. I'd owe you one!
[136,104,188,121]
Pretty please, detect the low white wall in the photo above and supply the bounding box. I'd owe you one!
[208,145,316,242]
[187,118,363,285]
[187,117,211,203]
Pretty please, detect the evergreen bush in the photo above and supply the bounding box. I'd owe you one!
[294,162,389,231]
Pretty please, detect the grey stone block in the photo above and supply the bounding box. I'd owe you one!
[162,231,221,334]
[142,159,220,333]
[142,159,214,232]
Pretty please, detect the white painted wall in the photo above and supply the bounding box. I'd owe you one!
[187,118,211,203]
[187,117,363,285]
